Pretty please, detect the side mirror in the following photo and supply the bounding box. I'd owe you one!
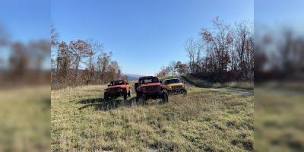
[108,84,111,87]
[160,80,162,84]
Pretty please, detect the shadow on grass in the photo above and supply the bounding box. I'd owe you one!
[78,97,155,111]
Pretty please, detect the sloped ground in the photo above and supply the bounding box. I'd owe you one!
[0,86,50,152]
[51,85,254,151]
[255,86,304,151]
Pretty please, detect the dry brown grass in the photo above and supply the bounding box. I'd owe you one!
[0,86,50,152]
[255,87,304,151]
[51,85,253,151]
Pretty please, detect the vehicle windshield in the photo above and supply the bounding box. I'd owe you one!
[164,79,180,85]
[110,80,124,86]
[139,77,159,84]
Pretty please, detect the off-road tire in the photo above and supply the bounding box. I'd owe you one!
[136,94,146,105]
[181,89,187,96]
[128,91,131,97]
[123,92,128,100]
[161,91,169,103]
[135,92,141,102]
[140,95,147,105]
[104,93,109,100]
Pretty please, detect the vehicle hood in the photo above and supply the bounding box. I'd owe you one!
[167,83,184,87]
[106,85,127,89]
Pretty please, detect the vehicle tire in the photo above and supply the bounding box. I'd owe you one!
[140,95,147,105]
[104,93,109,100]
[182,89,187,96]
[161,91,168,103]
[128,91,131,97]
[136,92,140,102]
[136,94,146,104]
[123,92,128,100]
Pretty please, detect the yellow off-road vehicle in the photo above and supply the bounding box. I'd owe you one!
[162,78,187,95]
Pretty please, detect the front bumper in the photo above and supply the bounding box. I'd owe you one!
[167,88,186,94]
[104,91,125,98]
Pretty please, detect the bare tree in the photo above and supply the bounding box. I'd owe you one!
[56,41,71,83]
[156,66,170,78]
[97,52,112,83]
[107,61,120,81]
[51,25,59,48]
[185,38,200,73]
[201,17,233,81]
[175,61,189,75]
[28,40,50,71]
[69,40,93,79]
[234,22,254,80]
[9,43,29,80]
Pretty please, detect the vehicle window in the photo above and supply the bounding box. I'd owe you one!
[110,80,124,86]
[140,77,159,84]
[164,79,180,84]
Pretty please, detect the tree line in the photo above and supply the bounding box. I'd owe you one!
[0,24,50,86]
[51,27,125,88]
[255,27,304,82]
[157,17,254,82]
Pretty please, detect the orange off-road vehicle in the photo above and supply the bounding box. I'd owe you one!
[104,80,131,100]
[135,76,168,103]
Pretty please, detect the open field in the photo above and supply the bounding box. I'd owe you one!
[51,85,254,151]
[255,86,304,151]
[0,86,50,152]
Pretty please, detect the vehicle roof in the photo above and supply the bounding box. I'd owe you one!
[163,78,180,81]
[111,80,126,82]
[139,76,158,79]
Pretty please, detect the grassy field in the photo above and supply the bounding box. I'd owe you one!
[0,86,50,152]
[255,86,304,151]
[51,85,254,151]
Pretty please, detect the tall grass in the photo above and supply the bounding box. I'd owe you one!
[52,85,253,151]
[0,86,50,152]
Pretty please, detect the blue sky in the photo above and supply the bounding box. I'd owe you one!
[0,0,50,42]
[0,0,50,68]
[2,0,304,75]
[255,0,304,33]
[255,0,304,25]
[51,0,253,75]
[0,0,254,74]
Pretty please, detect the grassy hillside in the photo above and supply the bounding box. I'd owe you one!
[51,85,253,151]
[255,86,304,151]
[0,86,50,152]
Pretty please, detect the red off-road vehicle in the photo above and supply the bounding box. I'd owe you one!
[104,80,131,100]
[135,76,168,103]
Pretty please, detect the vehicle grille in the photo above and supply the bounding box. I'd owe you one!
[172,85,183,90]
[144,86,160,92]
[108,88,122,92]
